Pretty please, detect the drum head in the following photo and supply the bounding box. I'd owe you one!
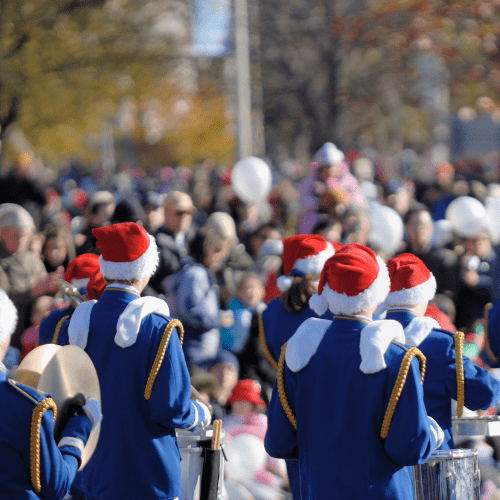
[16,344,101,470]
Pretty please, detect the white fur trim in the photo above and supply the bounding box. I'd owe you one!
[293,243,335,277]
[71,278,90,292]
[320,255,390,315]
[0,289,17,344]
[385,274,437,306]
[100,234,159,280]
[359,319,406,374]
[403,316,440,347]
[285,318,332,372]
[277,275,293,292]
[115,297,171,348]
[68,301,97,349]
[57,436,85,454]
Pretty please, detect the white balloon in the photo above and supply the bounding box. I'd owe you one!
[224,434,267,483]
[231,157,272,204]
[367,203,404,257]
[445,196,486,239]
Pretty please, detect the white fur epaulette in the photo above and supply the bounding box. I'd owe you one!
[68,297,171,349]
[359,320,406,374]
[115,297,170,347]
[68,300,97,349]
[404,316,440,347]
[285,318,332,372]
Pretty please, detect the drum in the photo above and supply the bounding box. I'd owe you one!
[176,426,225,500]
[413,449,480,500]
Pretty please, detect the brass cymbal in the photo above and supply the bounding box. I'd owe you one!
[16,344,101,470]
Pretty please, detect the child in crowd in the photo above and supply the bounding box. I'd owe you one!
[20,295,53,360]
[221,272,267,355]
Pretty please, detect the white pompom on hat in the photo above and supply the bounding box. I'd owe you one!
[0,289,18,345]
[385,253,436,307]
[277,234,337,292]
[309,243,390,316]
[92,222,159,281]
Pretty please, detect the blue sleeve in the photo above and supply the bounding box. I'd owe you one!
[383,357,437,466]
[177,266,220,330]
[484,301,500,368]
[146,325,201,430]
[38,408,92,500]
[38,308,71,346]
[462,353,500,410]
[264,377,298,460]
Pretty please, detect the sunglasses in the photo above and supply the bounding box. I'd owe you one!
[175,211,192,217]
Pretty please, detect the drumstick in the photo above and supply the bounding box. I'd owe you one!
[211,419,222,450]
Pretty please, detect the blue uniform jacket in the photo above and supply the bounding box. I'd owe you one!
[38,306,72,346]
[0,363,92,500]
[484,299,500,368]
[265,316,439,500]
[61,285,205,500]
[386,308,500,450]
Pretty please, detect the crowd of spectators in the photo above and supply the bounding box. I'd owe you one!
[3,145,500,498]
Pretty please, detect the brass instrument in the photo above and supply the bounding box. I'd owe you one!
[55,279,85,308]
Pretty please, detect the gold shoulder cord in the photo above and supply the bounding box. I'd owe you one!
[30,398,58,493]
[483,303,499,366]
[144,319,184,400]
[455,331,465,418]
[277,342,297,430]
[52,315,70,344]
[258,313,278,370]
[380,347,426,439]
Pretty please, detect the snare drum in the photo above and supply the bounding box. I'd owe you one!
[176,426,225,500]
[413,449,480,500]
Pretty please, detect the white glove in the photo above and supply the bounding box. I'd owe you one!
[197,401,212,431]
[82,397,103,430]
[428,416,445,449]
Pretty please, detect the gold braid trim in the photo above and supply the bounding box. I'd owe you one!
[144,319,184,400]
[483,303,499,365]
[277,342,296,429]
[380,347,426,439]
[52,315,70,344]
[455,331,465,418]
[258,313,278,370]
[30,398,57,493]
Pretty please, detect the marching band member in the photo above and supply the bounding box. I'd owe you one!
[385,253,500,449]
[0,288,101,499]
[243,234,338,499]
[64,222,211,500]
[265,243,443,499]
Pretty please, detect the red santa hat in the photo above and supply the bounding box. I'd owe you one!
[385,253,436,307]
[86,269,106,301]
[92,222,159,281]
[277,235,336,291]
[0,289,17,345]
[64,253,101,293]
[309,243,390,316]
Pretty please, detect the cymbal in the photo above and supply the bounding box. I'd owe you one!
[16,344,101,470]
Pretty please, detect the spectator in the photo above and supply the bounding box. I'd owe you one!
[20,294,53,359]
[41,225,75,274]
[0,204,64,351]
[148,190,197,294]
[141,191,165,233]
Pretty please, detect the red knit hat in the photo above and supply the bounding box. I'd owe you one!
[92,222,158,280]
[385,253,436,307]
[64,253,101,293]
[309,243,390,316]
[86,269,106,301]
[277,234,336,291]
[227,379,266,407]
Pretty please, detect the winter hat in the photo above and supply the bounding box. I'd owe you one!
[0,289,17,345]
[314,142,345,167]
[385,253,436,307]
[92,222,159,280]
[86,269,106,301]
[277,234,336,291]
[64,253,101,294]
[309,243,390,316]
[227,379,266,407]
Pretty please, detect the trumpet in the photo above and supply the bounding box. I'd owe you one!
[55,279,85,308]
